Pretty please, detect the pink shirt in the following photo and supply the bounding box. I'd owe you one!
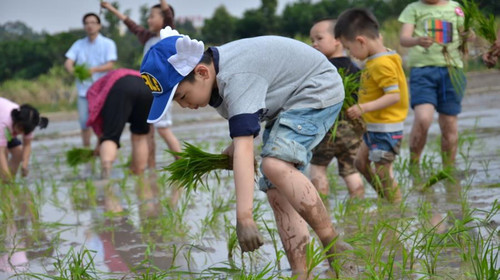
[0,97,33,147]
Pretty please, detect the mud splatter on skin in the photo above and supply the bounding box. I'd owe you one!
[268,192,309,272]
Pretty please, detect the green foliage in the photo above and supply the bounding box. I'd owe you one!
[66,148,94,167]
[0,21,42,41]
[163,142,231,193]
[338,68,361,112]
[0,65,75,111]
[202,5,237,44]
[0,29,83,82]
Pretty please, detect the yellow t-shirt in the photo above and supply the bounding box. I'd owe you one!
[359,50,409,132]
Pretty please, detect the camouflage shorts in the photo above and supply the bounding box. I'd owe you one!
[310,119,365,177]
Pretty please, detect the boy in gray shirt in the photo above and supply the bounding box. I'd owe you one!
[140,27,357,279]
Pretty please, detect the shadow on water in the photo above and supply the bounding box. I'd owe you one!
[1,91,499,279]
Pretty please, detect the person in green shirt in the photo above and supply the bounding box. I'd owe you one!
[399,0,472,176]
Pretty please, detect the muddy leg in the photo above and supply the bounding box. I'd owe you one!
[355,142,384,198]
[99,140,117,179]
[267,188,310,279]
[309,164,329,196]
[261,157,357,277]
[374,162,402,204]
[409,104,434,170]
[438,113,458,169]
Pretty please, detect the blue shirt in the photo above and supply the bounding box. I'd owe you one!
[65,34,117,97]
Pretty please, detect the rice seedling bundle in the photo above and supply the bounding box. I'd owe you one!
[330,68,363,142]
[74,64,91,81]
[66,147,94,167]
[338,68,361,115]
[163,142,232,192]
[421,169,456,190]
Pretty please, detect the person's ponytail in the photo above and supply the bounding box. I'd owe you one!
[38,117,49,129]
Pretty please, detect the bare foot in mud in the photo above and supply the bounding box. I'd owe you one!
[329,240,359,278]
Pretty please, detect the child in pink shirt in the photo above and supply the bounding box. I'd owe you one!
[0,97,48,182]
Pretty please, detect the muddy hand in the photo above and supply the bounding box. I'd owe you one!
[236,219,264,252]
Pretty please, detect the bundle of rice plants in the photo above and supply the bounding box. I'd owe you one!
[66,147,94,167]
[338,68,361,115]
[73,64,92,81]
[330,68,364,142]
[459,0,480,56]
[421,168,456,191]
[163,142,232,193]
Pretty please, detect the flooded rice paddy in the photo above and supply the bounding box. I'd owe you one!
[1,75,499,279]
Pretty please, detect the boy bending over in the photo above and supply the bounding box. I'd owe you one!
[140,27,357,279]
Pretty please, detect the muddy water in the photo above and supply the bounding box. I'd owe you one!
[1,88,499,279]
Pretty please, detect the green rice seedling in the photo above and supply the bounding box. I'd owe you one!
[73,64,92,81]
[459,0,480,56]
[359,221,399,279]
[467,230,500,280]
[66,147,94,167]
[225,216,239,261]
[262,219,284,271]
[473,6,498,45]
[163,142,233,193]
[232,262,276,279]
[305,238,335,279]
[23,246,99,279]
[338,68,362,114]
[330,68,363,142]
[421,168,456,191]
[199,190,233,238]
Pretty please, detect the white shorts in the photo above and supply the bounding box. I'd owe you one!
[153,106,173,128]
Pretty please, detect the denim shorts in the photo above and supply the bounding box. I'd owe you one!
[77,96,89,129]
[258,102,342,192]
[409,66,466,116]
[363,130,403,163]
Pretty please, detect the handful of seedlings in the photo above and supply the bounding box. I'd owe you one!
[421,168,456,191]
[74,64,92,81]
[164,142,232,192]
[330,68,363,142]
[66,147,94,167]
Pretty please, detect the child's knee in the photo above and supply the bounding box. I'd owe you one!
[260,157,284,178]
[9,146,23,160]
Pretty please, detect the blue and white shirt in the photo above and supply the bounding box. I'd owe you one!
[209,36,344,138]
[65,33,117,97]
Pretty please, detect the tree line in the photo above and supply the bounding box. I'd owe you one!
[1,0,498,82]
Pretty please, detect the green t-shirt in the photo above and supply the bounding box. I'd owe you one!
[398,1,465,68]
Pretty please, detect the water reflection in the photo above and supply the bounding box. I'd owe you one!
[0,184,52,276]
[84,171,186,275]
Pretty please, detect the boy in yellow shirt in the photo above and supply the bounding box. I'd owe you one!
[335,8,409,203]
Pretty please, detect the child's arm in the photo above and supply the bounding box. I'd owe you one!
[347,93,400,119]
[400,23,433,48]
[101,1,154,45]
[160,0,175,29]
[20,138,31,177]
[100,2,127,21]
[232,135,264,252]
[0,146,12,182]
